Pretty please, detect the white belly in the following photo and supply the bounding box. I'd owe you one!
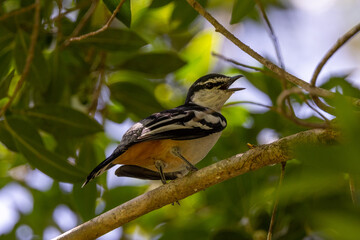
[170,132,222,171]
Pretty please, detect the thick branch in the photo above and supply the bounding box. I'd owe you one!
[55,128,338,240]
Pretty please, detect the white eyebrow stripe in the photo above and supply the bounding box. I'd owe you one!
[196,77,227,85]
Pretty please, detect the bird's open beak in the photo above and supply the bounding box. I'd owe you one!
[227,75,245,92]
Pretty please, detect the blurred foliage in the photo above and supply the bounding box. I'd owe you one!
[0,0,359,240]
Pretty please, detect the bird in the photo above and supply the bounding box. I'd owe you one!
[82,73,244,187]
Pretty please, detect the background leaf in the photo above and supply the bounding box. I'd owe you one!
[17,105,103,138]
[109,81,164,120]
[0,121,18,152]
[78,28,147,51]
[103,0,132,28]
[0,47,12,81]
[0,70,14,98]
[119,52,186,77]
[5,116,86,182]
[171,0,207,30]
[14,30,50,92]
[230,0,256,24]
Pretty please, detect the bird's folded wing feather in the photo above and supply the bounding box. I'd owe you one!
[124,104,227,146]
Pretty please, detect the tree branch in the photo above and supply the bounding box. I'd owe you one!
[54,128,338,240]
[185,0,360,108]
[254,0,285,70]
[0,0,41,117]
[309,23,360,114]
[212,52,264,72]
[0,3,36,22]
[310,22,360,87]
[66,0,99,41]
[63,0,126,46]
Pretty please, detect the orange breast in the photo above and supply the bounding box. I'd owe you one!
[112,140,184,172]
[112,132,222,173]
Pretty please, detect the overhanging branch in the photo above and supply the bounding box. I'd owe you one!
[55,128,338,240]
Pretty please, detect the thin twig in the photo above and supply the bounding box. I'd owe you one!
[349,175,357,205]
[310,23,360,87]
[63,0,126,46]
[276,87,303,109]
[0,0,41,117]
[66,0,99,41]
[88,52,107,116]
[312,97,335,115]
[50,1,91,22]
[0,3,36,22]
[301,97,330,122]
[54,128,339,240]
[309,23,360,115]
[55,0,63,46]
[225,101,273,109]
[185,0,360,108]
[254,0,295,116]
[254,0,285,70]
[276,88,330,128]
[267,162,286,240]
[281,111,328,128]
[212,52,263,71]
[212,52,283,81]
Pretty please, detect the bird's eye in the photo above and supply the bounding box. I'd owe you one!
[205,83,212,88]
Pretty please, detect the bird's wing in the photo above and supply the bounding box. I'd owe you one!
[134,104,227,142]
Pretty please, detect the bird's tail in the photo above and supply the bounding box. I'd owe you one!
[81,153,118,188]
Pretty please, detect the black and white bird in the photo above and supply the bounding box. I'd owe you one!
[82,74,244,187]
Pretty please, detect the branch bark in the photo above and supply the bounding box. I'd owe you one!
[55,128,338,240]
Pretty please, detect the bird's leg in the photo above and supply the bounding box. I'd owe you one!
[154,160,180,205]
[154,160,167,185]
[171,147,198,172]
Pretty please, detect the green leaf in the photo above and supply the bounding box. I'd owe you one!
[0,48,12,81]
[103,0,131,28]
[79,28,147,51]
[0,70,14,98]
[17,105,103,138]
[0,26,14,47]
[106,104,128,123]
[171,0,207,30]
[14,30,50,92]
[149,0,173,8]
[230,0,255,24]
[72,139,102,221]
[240,70,282,105]
[73,182,97,221]
[102,186,147,211]
[0,121,18,152]
[110,81,164,120]
[314,211,360,240]
[119,52,186,77]
[320,76,360,99]
[5,116,85,182]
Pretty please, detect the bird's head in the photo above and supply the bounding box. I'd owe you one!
[185,74,244,111]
